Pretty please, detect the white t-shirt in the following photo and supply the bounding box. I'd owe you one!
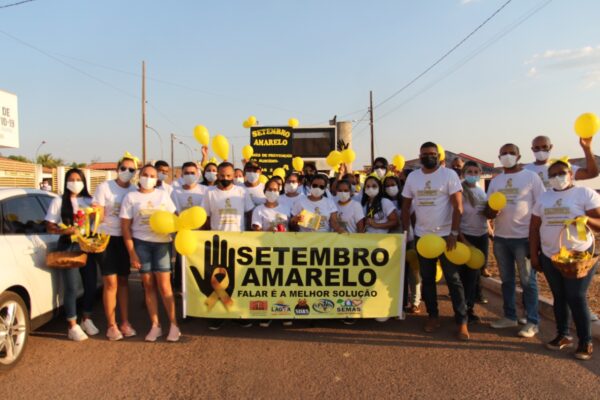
[532,186,600,257]
[244,183,266,207]
[92,180,137,236]
[292,196,337,232]
[487,169,545,239]
[460,185,488,236]
[525,162,580,189]
[120,189,177,243]
[401,167,462,237]
[171,184,207,213]
[336,200,365,233]
[45,196,93,225]
[201,185,254,231]
[157,182,173,197]
[251,203,291,231]
[363,197,397,234]
[279,193,305,212]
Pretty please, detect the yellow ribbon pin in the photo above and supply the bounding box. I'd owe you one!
[564,216,588,241]
[204,267,233,311]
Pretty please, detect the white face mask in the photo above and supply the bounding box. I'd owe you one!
[265,191,280,203]
[365,187,379,198]
[385,186,399,197]
[337,192,351,202]
[284,182,298,193]
[118,170,134,183]
[205,171,217,183]
[310,187,325,198]
[158,172,168,182]
[533,151,550,162]
[67,181,84,195]
[235,177,245,185]
[499,154,518,168]
[245,172,259,184]
[375,168,387,179]
[549,174,571,191]
[139,176,157,190]
[182,174,197,185]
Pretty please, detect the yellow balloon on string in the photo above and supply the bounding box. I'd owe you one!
[392,154,405,170]
[444,242,471,265]
[416,234,445,259]
[292,157,304,171]
[341,149,356,163]
[193,125,210,146]
[288,118,299,128]
[242,145,254,160]
[212,135,229,160]
[259,174,268,184]
[174,229,197,256]
[574,113,600,139]
[177,206,207,230]
[466,247,485,270]
[248,116,257,126]
[488,192,507,211]
[149,211,178,234]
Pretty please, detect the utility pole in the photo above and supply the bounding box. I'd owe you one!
[369,90,375,165]
[142,61,147,165]
[170,133,175,181]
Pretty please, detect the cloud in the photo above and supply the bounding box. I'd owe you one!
[527,67,537,78]
[583,70,600,90]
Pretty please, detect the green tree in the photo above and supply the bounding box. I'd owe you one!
[36,153,64,168]
[69,162,87,169]
[7,155,31,163]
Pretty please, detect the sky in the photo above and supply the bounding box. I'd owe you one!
[1,0,600,168]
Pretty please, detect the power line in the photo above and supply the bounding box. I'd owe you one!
[0,0,36,9]
[375,0,513,110]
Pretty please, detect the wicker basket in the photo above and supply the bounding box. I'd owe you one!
[550,225,599,279]
[46,251,88,269]
[77,235,110,254]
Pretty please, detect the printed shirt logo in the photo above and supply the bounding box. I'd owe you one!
[137,200,167,226]
[543,197,571,225]
[498,177,520,202]
[218,198,241,227]
[416,180,441,207]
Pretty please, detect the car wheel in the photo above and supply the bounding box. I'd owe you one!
[0,292,30,370]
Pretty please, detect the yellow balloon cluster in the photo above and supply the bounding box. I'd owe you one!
[574,112,599,139]
[292,156,304,171]
[288,118,299,128]
[341,148,356,163]
[488,192,507,211]
[212,135,229,160]
[243,116,258,129]
[416,234,445,259]
[242,145,254,160]
[444,242,471,265]
[193,125,210,146]
[149,207,207,255]
[326,150,342,167]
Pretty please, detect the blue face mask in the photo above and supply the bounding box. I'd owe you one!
[464,175,480,184]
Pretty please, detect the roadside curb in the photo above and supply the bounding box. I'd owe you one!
[480,276,600,341]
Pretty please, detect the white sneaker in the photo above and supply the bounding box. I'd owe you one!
[106,326,123,341]
[166,325,181,342]
[518,323,539,338]
[375,317,389,323]
[68,324,89,342]
[518,317,527,325]
[490,317,518,329]
[145,325,163,342]
[81,319,99,336]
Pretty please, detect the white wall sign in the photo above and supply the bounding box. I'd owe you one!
[0,89,19,149]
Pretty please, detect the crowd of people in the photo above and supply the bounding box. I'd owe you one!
[44,135,599,361]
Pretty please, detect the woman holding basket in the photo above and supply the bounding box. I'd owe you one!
[530,158,600,360]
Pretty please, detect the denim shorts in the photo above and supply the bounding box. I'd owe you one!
[133,239,172,273]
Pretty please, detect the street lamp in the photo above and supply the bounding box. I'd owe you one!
[179,141,193,161]
[34,140,46,163]
[145,125,164,160]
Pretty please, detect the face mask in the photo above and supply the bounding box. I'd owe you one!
[183,174,197,185]
[464,175,479,185]
[534,151,550,162]
[219,179,233,188]
[118,170,134,183]
[284,182,298,193]
[549,174,571,191]
[158,172,168,182]
[420,156,438,169]
[499,154,518,168]
[375,168,387,179]
[205,171,217,182]
[310,187,325,197]
[245,172,259,184]
[139,177,156,190]
[452,168,462,176]
[385,186,399,197]
[365,187,379,198]
[235,177,245,185]
[265,191,280,203]
[337,192,351,202]
[67,181,84,194]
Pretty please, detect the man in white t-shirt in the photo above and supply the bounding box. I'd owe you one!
[401,141,469,340]
[486,143,545,338]
[171,162,207,213]
[155,160,173,196]
[243,160,266,207]
[524,135,597,188]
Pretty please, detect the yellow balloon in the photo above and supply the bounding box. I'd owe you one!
[392,154,405,170]
[248,116,257,126]
[437,144,445,162]
[292,156,304,171]
[326,150,343,167]
[466,247,485,270]
[341,148,356,164]
[149,211,178,234]
[436,261,443,282]
[177,206,207,230]
[488,192,507,211]
[174,229,197,256]
[242,145,254,160]
[288,118,299,128]
[193,125,210,146]
[574,112,600,139]
[444,242,471,265]
[212,135,229,160]
[243,120,251,129]
[416,234,445,259]
[273,168,286,179]
[259,174,268,184]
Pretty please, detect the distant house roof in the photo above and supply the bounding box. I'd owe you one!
[87,162,117,171]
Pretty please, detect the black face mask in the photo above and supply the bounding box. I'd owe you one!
[420,156,438,169]
[452,168,462,176]
[219,179,233,188]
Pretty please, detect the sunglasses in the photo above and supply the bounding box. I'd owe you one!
[312,184,326,190]
[119,166,135,173]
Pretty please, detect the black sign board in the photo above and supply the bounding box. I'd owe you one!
[250,126,293,176]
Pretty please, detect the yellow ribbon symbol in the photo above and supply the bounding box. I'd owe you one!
[549,156,571,169]
[564,216,588,241]
[205,267,233,311]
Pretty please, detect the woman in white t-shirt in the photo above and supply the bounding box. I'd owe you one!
[201,162,218,188]
[290,174,343,233]
[279,172,305,212]
[120,164,180,343]
[361,176,398,234]
[92,155,138,341]
[530,159,600,360]
[335,180,365,234]
[45,168,99,342]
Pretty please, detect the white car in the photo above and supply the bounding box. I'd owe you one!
[0,188,63,370]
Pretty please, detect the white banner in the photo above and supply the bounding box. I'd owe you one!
[0,89,19,149]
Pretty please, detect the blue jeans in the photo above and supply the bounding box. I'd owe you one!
[540,253,596,344]
[134,239,172,273]
[493,237,539,324]
[61,253,98,321]
[416,236,468,324]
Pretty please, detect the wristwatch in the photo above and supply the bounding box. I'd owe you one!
[450,230,459,237]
